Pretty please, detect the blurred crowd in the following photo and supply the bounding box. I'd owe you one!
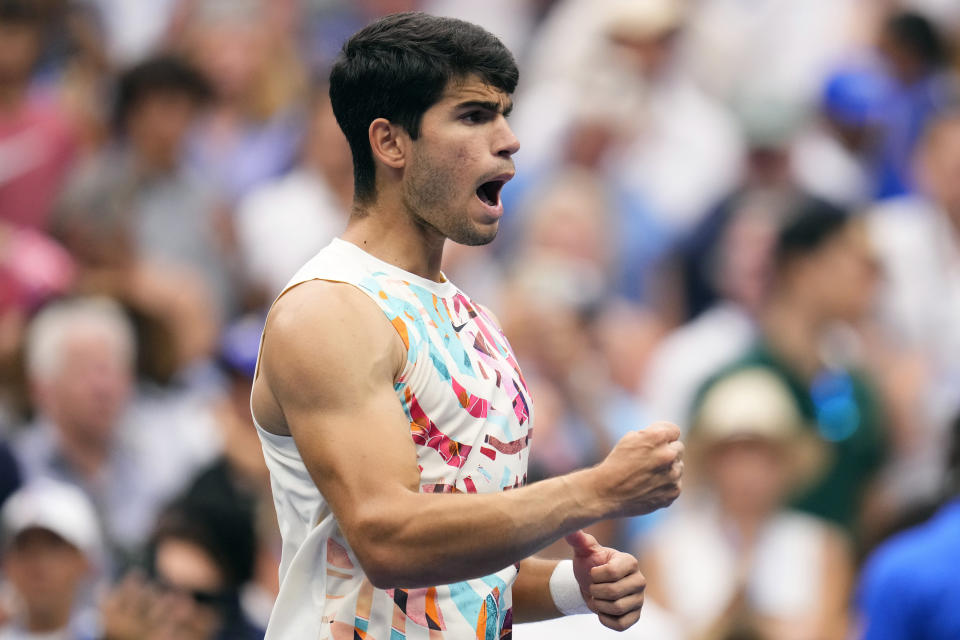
[1,0,960,638]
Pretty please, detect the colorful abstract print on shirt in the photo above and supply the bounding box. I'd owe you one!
[325,272,532,640]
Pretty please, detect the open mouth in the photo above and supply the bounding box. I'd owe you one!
[476,180,505,207]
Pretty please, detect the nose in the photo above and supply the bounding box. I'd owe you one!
[495,118,520,159]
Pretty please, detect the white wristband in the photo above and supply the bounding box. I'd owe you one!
[549,559,592,616]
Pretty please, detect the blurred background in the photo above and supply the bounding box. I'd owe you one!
[1,0,959,638]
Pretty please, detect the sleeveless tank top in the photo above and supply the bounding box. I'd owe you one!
[253,238,534,640]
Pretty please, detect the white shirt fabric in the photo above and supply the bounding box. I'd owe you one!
[646,504,830,638]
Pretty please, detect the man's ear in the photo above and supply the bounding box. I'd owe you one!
[368,118,409,170]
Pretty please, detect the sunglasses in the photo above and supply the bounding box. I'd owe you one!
[153,576,236,609]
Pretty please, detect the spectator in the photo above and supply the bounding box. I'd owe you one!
[515,0,743,232]
[181,315,279,628]
[53,54,238,328]
[678,101,809,322]
[642,188,791,429]
[873,10,958,198]
[0,480,102,640]
[867,108,960,512]
[234,85,351,303]
[178,0,305,203]
[856,414,960,640]
[102,500,264,640]
[792,66,888,208]
[0,223,75,423]
[0,0,78,231]
[693,200,888,540]
[12,297,220,569]
[642,368,852,640]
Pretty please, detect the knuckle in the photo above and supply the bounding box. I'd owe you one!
[610,599,631,616]
[656,447,675,467]
[593,583,618,600]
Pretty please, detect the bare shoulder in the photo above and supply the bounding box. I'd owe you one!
[259,280,405,408]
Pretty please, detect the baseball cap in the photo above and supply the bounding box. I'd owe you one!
[1,480,101,556]
[821,67,888,127]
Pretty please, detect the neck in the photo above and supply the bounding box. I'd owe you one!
[341,194,447,282]
[129,140,179,175]
[760,291,824,380]
[55,422,112,480]
[26,601,73,634]
[719,501,771,546]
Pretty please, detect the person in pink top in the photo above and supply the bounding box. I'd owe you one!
[0,0,77,232]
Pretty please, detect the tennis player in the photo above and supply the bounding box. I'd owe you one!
[251,12,683,639]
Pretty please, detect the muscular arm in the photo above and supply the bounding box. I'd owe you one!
[255,281,682,590]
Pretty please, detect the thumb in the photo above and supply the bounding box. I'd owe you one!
[564,530,600,557]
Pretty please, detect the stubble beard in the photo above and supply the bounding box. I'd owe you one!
[403,152,498,247]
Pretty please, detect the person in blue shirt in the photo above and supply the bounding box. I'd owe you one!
[857,415,960,639]
[872,10,957,199]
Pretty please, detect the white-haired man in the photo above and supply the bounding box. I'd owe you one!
[12,297,220,568]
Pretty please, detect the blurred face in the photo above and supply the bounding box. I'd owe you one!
[303,94,353,188]
[708,438,790,516]
[402,77,519,246]
[877,30,926,85]
[527,183,609,269]
[127,91,200,170]
[804,223,880,323]
[38,330,133,445]
[191,22,265,102]
[0,22,40,85]
[608,28,679,81]
[3,528,88,626]
[717,205,778,311]
[919,117,960,216]
[152,538,223,638]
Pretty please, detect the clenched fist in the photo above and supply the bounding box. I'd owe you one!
[590,421,684,518]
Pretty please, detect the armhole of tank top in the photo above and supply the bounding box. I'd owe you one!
[253,276,413,390]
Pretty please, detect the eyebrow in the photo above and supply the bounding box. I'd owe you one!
[457,99,514,117]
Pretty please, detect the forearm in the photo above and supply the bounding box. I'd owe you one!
[512,557,563,622]
[344,469,608,589]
